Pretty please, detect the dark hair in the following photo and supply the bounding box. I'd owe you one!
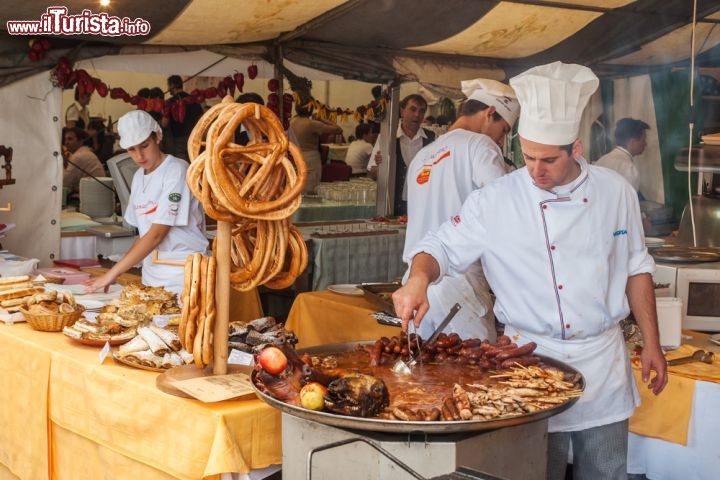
[295,103,313,117]
[149,87,164,99]
[436,115,450,126]
[371,85,382,100]
[457,99,502,121]
[559,143,574,155]
[137,88,151,98]
[614,118,650,147]
[400,94,427,110]
[369,121,381,134]
[167,75,183,90]
[74,87,89,102]
[236,92,265,105]
[64,127,88,142]
[87,119,105,133]
[425,115,436,124]
[355,123,371,138]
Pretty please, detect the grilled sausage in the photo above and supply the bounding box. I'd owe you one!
[496,335,512,345]
[443,396,461,420]
[461,338,484,348]
[369,340,383,367]
[500,355,541,369]
[495,342,538,362]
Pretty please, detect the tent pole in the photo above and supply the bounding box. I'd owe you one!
[274,44,284,120]
[377,83,400,217]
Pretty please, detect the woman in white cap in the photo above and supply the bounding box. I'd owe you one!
[394,61,666,479]
[85,110,208,295]
[402,78,520,341]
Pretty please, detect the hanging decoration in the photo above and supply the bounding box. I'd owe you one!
[49,58,385,126]
[27,38,51,62]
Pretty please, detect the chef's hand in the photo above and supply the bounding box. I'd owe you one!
[392,277,430,332]
[83,273,114,293]
[640,343,668,395]
[374,151,383,166]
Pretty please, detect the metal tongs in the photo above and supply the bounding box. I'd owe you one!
[392,303,462,375]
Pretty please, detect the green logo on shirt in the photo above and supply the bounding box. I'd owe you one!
[168,193,181,203]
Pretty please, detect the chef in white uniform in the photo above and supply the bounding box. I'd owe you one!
[403,78,520,341]
[393,62,667,479]
[595,117,650,192]
[85,110,208,295]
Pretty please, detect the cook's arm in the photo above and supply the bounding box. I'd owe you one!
[393,253,440,330]
[626,273,667,395]
[84,224,171,291]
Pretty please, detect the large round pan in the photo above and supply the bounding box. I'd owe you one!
[252,341,585,434]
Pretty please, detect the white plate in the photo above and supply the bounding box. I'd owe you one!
[45,283,122,296]
[645,237,665,247]
[327,284,363,296]
[76,299,105,311]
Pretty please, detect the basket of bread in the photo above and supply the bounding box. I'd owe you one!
[19,290,84,332]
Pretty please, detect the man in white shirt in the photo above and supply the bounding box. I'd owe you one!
[595,118,649,192]
[65,87,91,129]
[393,62,667,479]
[404,78,519,340]
[368,94,435,215]
[62,127,106,193]
[344,123,378,174]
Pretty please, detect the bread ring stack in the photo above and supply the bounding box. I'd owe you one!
[186,97,308,292]
[179,253,216,368]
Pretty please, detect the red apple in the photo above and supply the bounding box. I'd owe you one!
[300,382,327,411]
[257,346,287,375]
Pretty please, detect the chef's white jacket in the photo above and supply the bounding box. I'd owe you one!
[125,155,208,295]
[404,129,507,340]
[408,157,654,432]
[595,146,640,191]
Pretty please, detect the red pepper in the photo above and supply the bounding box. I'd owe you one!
[66,71,78,88]
[96,81,108,97]
[39,38,51,51]
[217,81,227,98]
[129,95,140,106]
[155,98,165,112]
[224,76,235,96]
[137,98,147,110]
[267,93,278,106]
[57,57,72,73]
[110,87,126,99]
[233,72,244,92]
[247,64,258,79]
[267,78,279,92]
[31,42,44,53]
[283,93,293,106]
[177,101,186,123]
[204,87,218,98]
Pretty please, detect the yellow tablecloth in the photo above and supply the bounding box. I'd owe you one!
[629,342,720,445]
[0,322,281,480]
[285,291,400,348]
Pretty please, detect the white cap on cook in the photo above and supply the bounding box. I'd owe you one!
[509,61,599,145]
[461,78,520,127]
[118,110,162,149]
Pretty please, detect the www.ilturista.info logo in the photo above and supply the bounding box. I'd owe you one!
[7,7,151,36]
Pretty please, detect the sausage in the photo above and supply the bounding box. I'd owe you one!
[454,355,469,365]
[495,342,538,362]
[424,341,438,353]
[434,352,448,363]
[459,346,484,357]
[400,346,409,357]
[380,352,395,365]
[385,339,397,354]
[380,336,390,346]
[500,355,541,369]
[485,343,518,358]
[369,340,383,367]
[476,358,491,370]
[461,338,483,348]
[421,352,433,363]
[496,335,512,345]
[426,407,441,421]
[443,396,461,421]
[441,403,454,421]
[447,344,462,355]
[392,406,420,421]
[447,333,462,347]
[393,344,402,354]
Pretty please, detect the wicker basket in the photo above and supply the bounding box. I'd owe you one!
[21,305,85,332]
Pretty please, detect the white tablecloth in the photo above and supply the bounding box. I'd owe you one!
[628,380,720,479]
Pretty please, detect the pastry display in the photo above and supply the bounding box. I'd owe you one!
[114,325,194,371]
[228,316,298,354]
[63,316,136,345]
[178,253,216,369]
[98,283,180,328]
[0,275,44,312]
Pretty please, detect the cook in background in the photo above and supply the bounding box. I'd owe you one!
[595,117,650,194]
[62,127,106,193]
[367,94,436,215]
[86,119,114,165]
[162,75,204,161]
[85,110,208,295]
[344,123,379,175]
[65,86,91,129]
[289,103,343,194]
[403,78,519,341]
[394,62,667,480]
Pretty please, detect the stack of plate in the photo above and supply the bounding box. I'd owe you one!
[79,177,115,218]
[645,237,665,248]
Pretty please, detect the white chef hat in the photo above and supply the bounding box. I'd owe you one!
[509,61,599,145]
[118,110,162,149]
[461,78,520,127]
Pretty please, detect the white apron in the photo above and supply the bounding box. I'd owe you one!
[504,323,639,432]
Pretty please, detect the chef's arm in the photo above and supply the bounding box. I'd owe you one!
[626,273,668,395]
[84,224,171,291]
[392,252,440,330]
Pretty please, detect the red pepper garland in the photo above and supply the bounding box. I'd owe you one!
[50,59,384,126]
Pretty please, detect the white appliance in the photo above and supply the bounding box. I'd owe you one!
[653,262,720,331]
